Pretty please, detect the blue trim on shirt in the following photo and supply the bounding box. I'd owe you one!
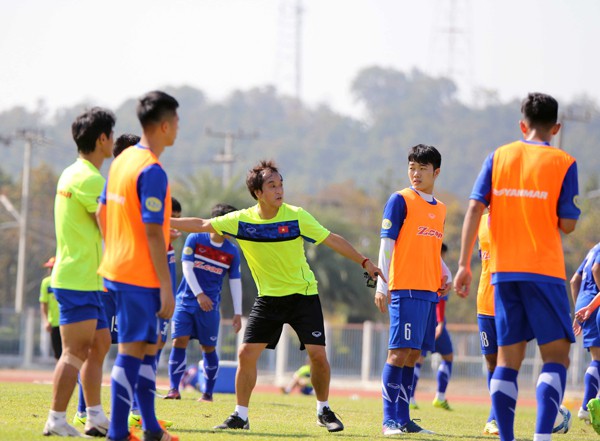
[491,272,566,286]
[137,163,168,225]
[390,289,439,302]
[557,162,580,219]
[235,220,303,243]
[104,279,157,294]
[470,152,494,205]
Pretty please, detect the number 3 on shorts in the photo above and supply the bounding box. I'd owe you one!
[404,323,411,340]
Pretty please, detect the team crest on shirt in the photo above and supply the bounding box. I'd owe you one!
[428,213,436,219]
[381,219,392,230]
[183,246,193,255]
[145,197,162,212]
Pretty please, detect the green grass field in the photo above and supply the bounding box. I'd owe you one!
[0,382,598,441]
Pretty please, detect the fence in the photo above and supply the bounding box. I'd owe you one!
[0,307,592,391]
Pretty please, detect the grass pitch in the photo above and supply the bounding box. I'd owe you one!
[0,382,598,440]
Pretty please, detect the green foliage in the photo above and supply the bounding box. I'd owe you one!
[0,382,596,440]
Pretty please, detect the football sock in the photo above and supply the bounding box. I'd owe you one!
[235,405,248,420]
[108,354,141,441]
[202,351,219,395]
[398,365,414,425]
[437,360,452,397]
[381,363,403,423]
[411,362,421,398]
[317,400,330,413]
[487,369,496,422]
[490,366,518,441]
[535,362,566,435]
[136,355,161,433]
[168,347,187,390]
[583,360,600,410]
[86,404,106,425]
[77,374,86,414]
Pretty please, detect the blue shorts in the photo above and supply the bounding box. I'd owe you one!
[388,296,437,352]
[477,314,498,355]
[494,281,575,346]
[113,288,160,344]
[101,291,118,344]
[54,288,108,329]
[434,323,453,355]
[171,303,220,347]
[575,292,600,349]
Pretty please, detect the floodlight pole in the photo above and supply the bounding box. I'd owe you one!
[207,128,259,188]
[14,137,32,314]
[12,130,49,313]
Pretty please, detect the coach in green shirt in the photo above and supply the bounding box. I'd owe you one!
[172,159,383,433]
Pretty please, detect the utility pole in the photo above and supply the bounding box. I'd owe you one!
[0,130,49,313]
[555,107,591,151]
[207,128,259,187]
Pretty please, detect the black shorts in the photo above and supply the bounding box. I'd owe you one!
[243,294,326,350]
[51,326,62,360]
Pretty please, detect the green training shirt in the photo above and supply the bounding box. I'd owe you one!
[211,203,330,297]
[39,275,59,327]
[51,158,104,291]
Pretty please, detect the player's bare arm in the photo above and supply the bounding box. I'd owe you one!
[454,199,486,298]
[145,222,175,319]
[170,216,216,233]
[322,232,385,282]
[95,202,106,239]
[558,218,577,234]
[571,272,583,335]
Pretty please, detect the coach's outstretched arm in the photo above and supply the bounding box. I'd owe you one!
[171,217,217,233]
[322,232,386,282]
[454,199,486,298]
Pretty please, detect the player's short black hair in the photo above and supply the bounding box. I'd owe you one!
[171,197,182,214]
[137,91,179,128]
[408,144,441,170]
[441,243,448,253]
[211,203,237,218]
[246,159,282,200]
[521,93,558,129]
[71,107,115,154]
[113,133,140,157]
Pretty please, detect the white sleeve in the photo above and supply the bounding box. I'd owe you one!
[441,258,453,283]
[229,278,242,315]
[182,260,203,296]
[376,238,394,293]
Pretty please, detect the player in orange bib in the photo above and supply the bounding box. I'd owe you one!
[455,93,580,441]
[376,144,449,436]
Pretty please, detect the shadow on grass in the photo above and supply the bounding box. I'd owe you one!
[175,428,375,438]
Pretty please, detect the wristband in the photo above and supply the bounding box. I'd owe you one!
[361,258,370,268]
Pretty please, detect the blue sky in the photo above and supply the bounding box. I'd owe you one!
[0,0,598,118]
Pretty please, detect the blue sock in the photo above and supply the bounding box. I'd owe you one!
[437,360,452,394]
[535,362,566,435]
[397,366,414,425]
[411,363,421,399]
[131,393,139,414]
[168,347,187,390]
[381,363,403,424]
[487,369,496,422]
[107,354,141,441]
[490,367,518,441]
[135,355,161,433]
[77,374,86,414]
[202,351,219,395]
[583,360,600,410]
